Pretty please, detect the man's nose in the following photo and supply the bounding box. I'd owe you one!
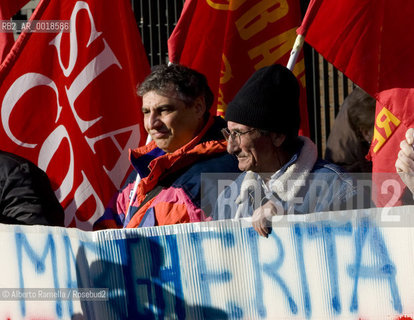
[147,111,161,129]
[226,138,239,154]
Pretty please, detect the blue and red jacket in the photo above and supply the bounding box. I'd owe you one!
[94,116,239,229]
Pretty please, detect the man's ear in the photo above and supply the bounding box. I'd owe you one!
[270,133,286,148]
[193,96,206,116]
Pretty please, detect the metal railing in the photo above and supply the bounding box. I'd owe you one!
[303,44,355,156]
[132,0,184,66]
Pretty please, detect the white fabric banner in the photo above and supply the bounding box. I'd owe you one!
[1,206,414,319]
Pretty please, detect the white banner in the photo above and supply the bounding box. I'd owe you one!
[1,206,414,319]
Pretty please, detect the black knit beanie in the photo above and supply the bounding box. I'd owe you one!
[225,64,300,137]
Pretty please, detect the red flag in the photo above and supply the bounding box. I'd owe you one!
[0,0,150,229]
[0,1,30,62]
[168,0,309,137]
[302,0,414,206]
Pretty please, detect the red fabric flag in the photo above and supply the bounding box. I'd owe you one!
[0,0,150,229]
[168,0,309,137]
[0,0,30,62]
[303,0,414,206]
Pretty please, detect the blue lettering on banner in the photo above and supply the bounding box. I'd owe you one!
[63,235,98,317]
[262,231,298,315]
[293,223,311,319]
[347,217,402,313]
[131,235,185,319]
[150,235,184,319]
[16,231,62,317]
[306,221,353,314]
[189,231,236,318]
[63,235,78,316]
[247,228,267,318]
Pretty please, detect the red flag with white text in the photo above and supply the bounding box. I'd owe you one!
[168,0,309,137]
[0,0,150,229]
[302,0,414,206]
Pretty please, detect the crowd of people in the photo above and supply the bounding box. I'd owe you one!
[2,63,414,237]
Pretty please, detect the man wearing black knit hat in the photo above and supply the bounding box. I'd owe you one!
[216,64,370,237]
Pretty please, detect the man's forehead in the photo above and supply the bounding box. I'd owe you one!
[227,121,253,131]
[142,90,182,106]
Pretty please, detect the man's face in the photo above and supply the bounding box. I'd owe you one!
[226,121,278,172]
[142,90,204,153]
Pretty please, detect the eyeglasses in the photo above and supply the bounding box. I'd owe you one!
[221,128,256,144]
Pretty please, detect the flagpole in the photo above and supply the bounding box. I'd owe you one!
[286,34,304,71]
[287,0,323,71]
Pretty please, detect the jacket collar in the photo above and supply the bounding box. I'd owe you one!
[128,115,228,194]
[270,136,318,201]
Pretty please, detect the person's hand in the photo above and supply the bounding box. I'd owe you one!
[395,128,414,195]
[252,200,278,238]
